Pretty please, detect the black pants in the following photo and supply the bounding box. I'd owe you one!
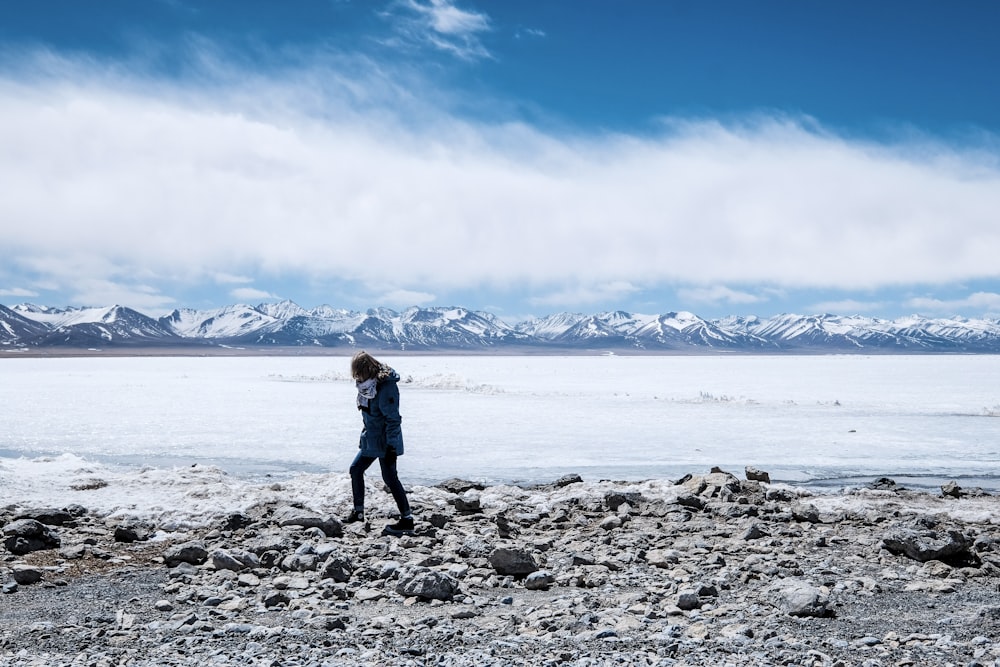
[349,449,411,517]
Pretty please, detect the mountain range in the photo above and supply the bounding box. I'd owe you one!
[2,301,999,353]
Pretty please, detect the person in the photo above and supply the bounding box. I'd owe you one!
[345,350,414,536]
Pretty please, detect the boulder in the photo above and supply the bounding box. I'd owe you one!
[490,547,538,576]
[395,566,460,601]
[271,506,342,538]
[437,478,486,494]
[320,550,354,583]
[164,540,209,567]
[114,518,155,543]
[605,490,643,511]
[2,519,60,555]
[882,527,976,565]
[15,507,82,526]
[11,565,44,586]
[211,548,260,572]
[453,491,482,514]
[776,580,833,618]
[524,570,555,590]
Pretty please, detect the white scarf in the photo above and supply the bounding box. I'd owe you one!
[356,378,377,409]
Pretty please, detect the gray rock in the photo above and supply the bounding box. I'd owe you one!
[163,540,209,567]
[554,473,583,487]
[941,480,962,497]
[271,506,343,537]
[395,566,461,601]
[882,527,975,564]
[458,535,493,559]
[676,591,702,610]
[2,519,61,554]
[15,507,80,526]
[437,478,485,494]
[59,544,88,559]
[280,552,319,572]
[454,491,482,514]
[320,550,354,583]
[776,580,833,618]
[11,565,44,586]
[489,547,538,576]
[605,490,642,511]
[113,518,155,543]
[263,590,291,608]
[745,466,771,484]
[211,548,259,572]
[743,523,768,540]
[524,570,555,590]
[791,503,821,523]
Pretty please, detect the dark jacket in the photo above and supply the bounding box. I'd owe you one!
[358,367,404,458]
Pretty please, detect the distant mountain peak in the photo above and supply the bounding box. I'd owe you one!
[3,301,999,353]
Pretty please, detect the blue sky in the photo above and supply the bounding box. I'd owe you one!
[1,1,998,321]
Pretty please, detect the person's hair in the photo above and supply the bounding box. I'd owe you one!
[351,350,382,382]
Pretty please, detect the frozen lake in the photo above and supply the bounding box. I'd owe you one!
[1,354,999,498]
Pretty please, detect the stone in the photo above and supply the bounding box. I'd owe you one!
[676,591,701,611]
[271,505,343,537]
[524,570,555,590]
[745,466,771,483]
[211,548,259,572]
[395,566,461,601]
[15,507,80,526]
[605,491,642,511]
[489,547,538,576]
[11,565,44,586]
[645,549,680,568]
[554,473,583,487]
[454,491,482,514]
[600,516,622,530]
[436,478,485,494]
[939,480,961,498]
[113,518,155,543]
[320,550,354,583]
[2,519,61,554]
[882,527,975,565]
[776,580,833,618]
[163,540,209,567]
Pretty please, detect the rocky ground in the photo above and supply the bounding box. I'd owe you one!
[2,468,1000,667]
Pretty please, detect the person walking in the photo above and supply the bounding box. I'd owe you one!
[345,350,414,536]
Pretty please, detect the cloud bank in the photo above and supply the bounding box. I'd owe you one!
[1,50,998,313]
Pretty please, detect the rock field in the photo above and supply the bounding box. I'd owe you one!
[3,468,1000,666]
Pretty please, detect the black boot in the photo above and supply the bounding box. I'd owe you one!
[382,516,414,536]
[344,509,364,524]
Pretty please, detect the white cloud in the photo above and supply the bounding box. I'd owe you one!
[530,281,640,307]
[214,273,254,285]
[808,299,886,315]
[230,287,280,302]
[906,292,1000,315]
[677,285,764,306]
[0,287,39,298]
[515,28,547,40]
[377,289,436,307]
[387,0,492,60]
[69,279,175,311]
[1,53,999,313]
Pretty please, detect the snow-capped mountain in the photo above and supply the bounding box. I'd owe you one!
[7,304,178,348]
[0,304,51,344]
[3,300,1000,353]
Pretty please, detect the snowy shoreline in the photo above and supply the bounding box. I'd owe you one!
[3,453,999,530]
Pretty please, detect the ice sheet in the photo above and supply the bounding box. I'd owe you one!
[1,354,998,521]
